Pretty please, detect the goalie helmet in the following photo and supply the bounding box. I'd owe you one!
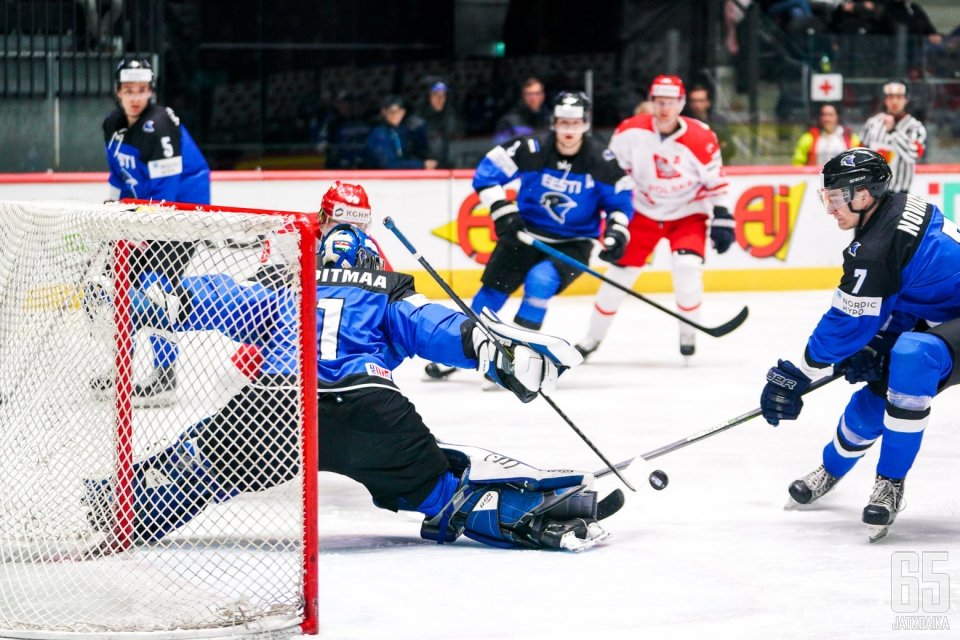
[320,181,372,233]
[115,58,155,88]
[319,224,384,270]
[551,91,591,131]
[648,75,686,104]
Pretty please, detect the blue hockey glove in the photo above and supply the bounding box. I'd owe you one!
[598,211,631,263]
[710,206,735,254]
[490,200,524,241]
[760,360,812,426]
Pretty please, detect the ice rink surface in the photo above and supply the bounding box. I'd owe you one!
[317,290,960,640]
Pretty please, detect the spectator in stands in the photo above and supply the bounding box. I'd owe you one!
[685,84,736,163]
[763,0,815,28]
[792,103,861,166]
[878,0,942,45]
[409,79,462,169]
[634,100,654,116]
[493,77,550,144]
[365,96,437,170]
[320,91,372,170]
[830,0,883,34]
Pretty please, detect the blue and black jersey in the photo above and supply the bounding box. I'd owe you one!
[807,193,960,365]
[473,132,634,239]
[103,103,210,204]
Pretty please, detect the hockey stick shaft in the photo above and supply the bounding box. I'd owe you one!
[595,371,844,479]
[382,216,636,492]
[517,231,749,337]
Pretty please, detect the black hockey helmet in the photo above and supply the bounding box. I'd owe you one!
[552,91,592,131]
[115,58,154,89]
[820,148,892,219]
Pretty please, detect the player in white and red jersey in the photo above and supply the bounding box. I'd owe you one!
[576,75,736,360]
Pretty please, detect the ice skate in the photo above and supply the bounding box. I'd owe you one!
[131,366,178,408]
[423,362,458,381]
[574,337,600,361]
[679,333,696,359]
[863,474,905,543]
[786,464,841,508]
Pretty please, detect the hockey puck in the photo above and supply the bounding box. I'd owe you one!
[648,470,669,491]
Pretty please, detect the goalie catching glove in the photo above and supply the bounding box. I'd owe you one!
[466,308,583,402]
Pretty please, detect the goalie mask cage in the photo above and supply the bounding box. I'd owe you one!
[0,200,319,638]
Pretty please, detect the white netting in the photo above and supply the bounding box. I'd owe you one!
[0,201,313,637]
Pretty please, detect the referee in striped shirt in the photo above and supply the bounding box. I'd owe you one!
[859,81,927,194]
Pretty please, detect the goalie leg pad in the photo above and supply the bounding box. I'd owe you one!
[420,444,609,551]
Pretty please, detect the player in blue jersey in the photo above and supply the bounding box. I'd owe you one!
[83,215,617,552]
[96,58,212,406]
[425,92,634,379]
[759,148,960,542]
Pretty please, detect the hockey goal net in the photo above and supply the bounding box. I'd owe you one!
[0,200,318,638]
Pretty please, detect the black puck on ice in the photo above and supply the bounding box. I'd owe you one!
[648,470,669,491]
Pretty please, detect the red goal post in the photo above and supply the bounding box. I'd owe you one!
[0,200,318,638]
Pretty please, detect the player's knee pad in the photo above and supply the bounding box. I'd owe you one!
[470,286,510,315]
[420,445,607,551]
[887,333,952,403]
[670,251,704,309]
[515,261,561,329]
[82,423,240,543]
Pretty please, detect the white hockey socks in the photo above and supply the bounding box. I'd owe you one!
[672,252,703,342]
[583,265,641,346]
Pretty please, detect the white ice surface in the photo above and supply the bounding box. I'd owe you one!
[317,291,960,640]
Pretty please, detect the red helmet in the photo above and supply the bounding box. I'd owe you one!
[648,75,686,102]
[320,181,372,232]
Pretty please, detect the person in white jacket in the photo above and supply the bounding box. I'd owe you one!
[577,75,735,360]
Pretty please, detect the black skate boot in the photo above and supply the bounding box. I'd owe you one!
[862,474,905,542]
[132,366,178,408]
[679,333,696,357]
[424,362,458,380]
[787,464,842,506]
[574,338,600,361]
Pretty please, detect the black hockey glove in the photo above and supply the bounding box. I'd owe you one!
[760,360,812,426]
[710,206,735,255]
[598,211,631,263]
[490,200,524,241]
[841,332,897,384]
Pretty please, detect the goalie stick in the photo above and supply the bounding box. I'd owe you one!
[517,231,749,337]
[382,216,636,492]
[594,371,844,479]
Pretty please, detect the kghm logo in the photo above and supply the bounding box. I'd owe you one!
[736,183,805,260]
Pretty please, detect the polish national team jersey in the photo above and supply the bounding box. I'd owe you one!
[103,103,211,204]
[472,133,634,239]
[806,193,960,365]
[609,114,729,221]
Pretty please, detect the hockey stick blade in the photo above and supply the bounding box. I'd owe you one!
[597,489,625,520]
[517,231,748,338]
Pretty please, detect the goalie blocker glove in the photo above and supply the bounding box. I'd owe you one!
[598,211,630,263]
[710,206,736,254]
[466,308,583,402]
[421,444,616,552]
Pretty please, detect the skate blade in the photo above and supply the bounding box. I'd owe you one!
[131,390,178,408]
[868,524,890,543]
[559,524,611,552]
[783,497,818,511]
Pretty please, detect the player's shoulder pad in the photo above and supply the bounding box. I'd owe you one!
[139,104,181,137]
[614,113,655,135]
[676,116,721,165]
[103,109,125,138]
[582,136,627,182]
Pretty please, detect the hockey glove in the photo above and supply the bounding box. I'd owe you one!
[841,332,897,384]
[709,206,736,255]
[472,326,557,403]
[598,211,631,263]
[760,360,812,426]
[490,200,524,241]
